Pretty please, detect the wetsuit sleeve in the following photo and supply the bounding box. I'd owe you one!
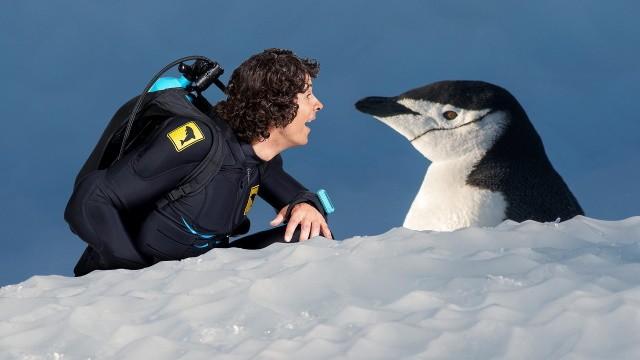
[258,154,326,219]
[65,117,214,270]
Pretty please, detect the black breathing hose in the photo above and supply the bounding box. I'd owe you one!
[117,56,225,160]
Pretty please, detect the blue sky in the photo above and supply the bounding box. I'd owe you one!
[1,0,638,285]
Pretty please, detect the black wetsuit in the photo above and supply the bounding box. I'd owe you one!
[65,106,324,276]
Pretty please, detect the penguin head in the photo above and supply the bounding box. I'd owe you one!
[355,81,531,161]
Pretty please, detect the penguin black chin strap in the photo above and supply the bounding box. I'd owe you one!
[116,56,227,160]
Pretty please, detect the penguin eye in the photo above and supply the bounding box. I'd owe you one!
[443,111,458,120]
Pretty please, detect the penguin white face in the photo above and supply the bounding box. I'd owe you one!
[355,81,511,162]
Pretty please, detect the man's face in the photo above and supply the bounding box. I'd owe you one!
[275,77,324,147]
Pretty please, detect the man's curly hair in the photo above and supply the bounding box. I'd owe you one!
[214,48,320,143]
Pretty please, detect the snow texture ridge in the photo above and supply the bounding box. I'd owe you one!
[1,216,640,359]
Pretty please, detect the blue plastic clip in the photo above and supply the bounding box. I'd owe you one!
[316,189,335,214]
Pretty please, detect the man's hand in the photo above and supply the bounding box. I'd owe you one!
[270,203,333,242]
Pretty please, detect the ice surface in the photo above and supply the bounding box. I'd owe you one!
[1,216,640,359]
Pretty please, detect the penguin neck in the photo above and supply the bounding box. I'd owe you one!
[423,152,486,189]
[403,151,507,231]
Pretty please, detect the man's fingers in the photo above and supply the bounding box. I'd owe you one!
[321,223,333,240]
[284,218,299,242]
[270,213,284,226]
[270,206,289,226]
[311,222,321,239]
[300,220,311,241]
[282,204,332,242]
[271,206,289,226]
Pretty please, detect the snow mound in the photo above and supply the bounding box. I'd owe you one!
[2,216,640,359]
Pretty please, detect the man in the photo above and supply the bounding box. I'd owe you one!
[65,49,332,276]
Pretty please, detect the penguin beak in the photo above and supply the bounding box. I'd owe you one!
[355,96,419,117]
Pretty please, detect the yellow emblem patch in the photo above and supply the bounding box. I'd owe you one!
[166,121,205,152]
[244,185,260,215]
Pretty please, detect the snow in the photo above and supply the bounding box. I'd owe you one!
[2,216,640,359]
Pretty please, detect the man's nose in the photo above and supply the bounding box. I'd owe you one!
[316,98,324,111]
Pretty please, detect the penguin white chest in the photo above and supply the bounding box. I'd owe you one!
[403,157,507,231]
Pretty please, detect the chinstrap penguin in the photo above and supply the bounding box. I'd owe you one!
[355,81,583,231]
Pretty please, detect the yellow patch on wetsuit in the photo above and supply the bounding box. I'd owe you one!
[166,121,205,152]
[244,185,260,215]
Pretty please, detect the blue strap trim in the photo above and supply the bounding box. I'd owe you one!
[181,217,215,239]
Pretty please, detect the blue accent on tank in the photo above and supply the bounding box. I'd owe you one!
[178,75,191,88]
[194,243,209,249]
[181,217,215,239]
[149,76,192,93]
[317,189,335,214]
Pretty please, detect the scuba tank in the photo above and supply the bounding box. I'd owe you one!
[74,56,227,186]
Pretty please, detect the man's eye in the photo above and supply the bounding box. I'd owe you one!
[443,111,458,120]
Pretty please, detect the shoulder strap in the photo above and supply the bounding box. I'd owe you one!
[153,92,230,209]
[155,126,225,208]
[156,122,225,208]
